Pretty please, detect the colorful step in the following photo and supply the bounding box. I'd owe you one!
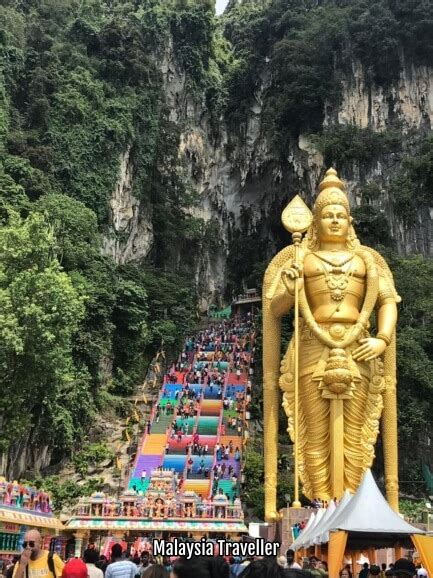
[215,454,241,475]
[162,454,186,473]
[227,372,247,384]
[192,434,217,449]
[151,414,172,434]
[132,454,161,478]
[183,479,211,497]
[168,435,193,454]
[128,478,150,492]
[200,400,222,416]
[126,321,251,513]
[175,417,196,432]
[219,435,242,446]
[190,455,213,469]
[203,386,221,400]
[225,384,246,397]
[197,416,219,435]
[163,384,183,397]
[159,398,179,409]
[173,371,186,383]
[142,434,167,454]
[187,384,204,395]
[217,479,238,501]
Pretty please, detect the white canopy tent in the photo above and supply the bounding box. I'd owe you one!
[325,470,423,550]
[285,471,433,578]
[318,490,352,545]
[291,507,325,549]
[295,470,431,578]
[290,510,317,550]
[290,491,352,551]
[308,495,337,546]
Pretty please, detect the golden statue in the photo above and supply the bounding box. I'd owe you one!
[262,168,400,521]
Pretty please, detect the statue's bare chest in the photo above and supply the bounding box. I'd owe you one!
[304,252,366,278]
[303,252,366,307]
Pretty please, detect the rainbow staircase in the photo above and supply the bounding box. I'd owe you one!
[127,324,252,520]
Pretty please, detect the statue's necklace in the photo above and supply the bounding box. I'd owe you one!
[315,252,355,268]
[299,249,380,350]
[318,257,355,303]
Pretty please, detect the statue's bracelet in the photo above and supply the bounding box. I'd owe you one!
[376,333,391,346]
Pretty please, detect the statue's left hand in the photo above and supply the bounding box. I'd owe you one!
[352,337,387,361]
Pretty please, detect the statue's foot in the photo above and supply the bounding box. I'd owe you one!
[265,511,281,522]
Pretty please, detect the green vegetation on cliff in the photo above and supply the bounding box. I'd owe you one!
[0,0,210,472]
[222,0,433,144]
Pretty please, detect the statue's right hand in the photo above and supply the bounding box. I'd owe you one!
[281,263,303,295]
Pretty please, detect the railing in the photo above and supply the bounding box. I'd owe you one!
[127,371,175,489]
[208,368,228,498]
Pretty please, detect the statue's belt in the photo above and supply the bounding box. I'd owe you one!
[300,321,369,343]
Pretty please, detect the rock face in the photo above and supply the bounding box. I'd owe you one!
[104,53,433,306]
[326,62,433,132]
[102,147,154,264]
[0,438,51,480]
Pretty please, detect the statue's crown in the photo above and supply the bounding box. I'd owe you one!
[314,168,350,215]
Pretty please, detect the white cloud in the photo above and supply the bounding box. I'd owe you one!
[215,0,229,15]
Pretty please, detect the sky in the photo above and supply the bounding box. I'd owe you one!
[216,0,230,15]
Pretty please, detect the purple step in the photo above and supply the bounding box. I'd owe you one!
[214,454,241,476]
[133,455,161,478]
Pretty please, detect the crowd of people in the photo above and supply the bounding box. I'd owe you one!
[2,532,428,578]
[166,318,254,499]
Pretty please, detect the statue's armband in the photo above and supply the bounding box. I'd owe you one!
[377,274,398,307]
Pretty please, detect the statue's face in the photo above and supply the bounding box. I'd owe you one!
[318,204,350,243]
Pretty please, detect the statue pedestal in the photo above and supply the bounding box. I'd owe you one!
[280,507,309,555]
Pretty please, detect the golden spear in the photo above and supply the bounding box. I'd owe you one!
[281,195,313,507]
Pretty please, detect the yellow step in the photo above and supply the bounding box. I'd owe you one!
[142,434,167,454]
[183,479,210,497]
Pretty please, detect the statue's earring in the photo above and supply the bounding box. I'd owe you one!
[346,224,359,250]
[306,223,319,250]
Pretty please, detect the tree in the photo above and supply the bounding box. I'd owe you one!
[0,211,86,452]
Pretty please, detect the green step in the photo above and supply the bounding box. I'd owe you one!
[223,409,237,421]
[197,416,219,435]
[217,479,238,501]
[152,415,173,433]
[175,417,196,431]
[128,478,150,492]
[159,398,179,408]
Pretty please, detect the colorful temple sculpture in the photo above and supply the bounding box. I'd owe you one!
[66,320,254,550]
[73,472,243,522]
[0,479,63,558]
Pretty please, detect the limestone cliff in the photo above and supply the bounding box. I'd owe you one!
[103,147,154,264]
[104,55,433,306]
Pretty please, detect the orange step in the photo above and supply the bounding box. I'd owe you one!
[200,400,222,415]
[220,436,242,448]
[142,434,167,454]
[183,479,211,497]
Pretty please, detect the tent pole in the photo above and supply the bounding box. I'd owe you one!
[394,545,402,560]
[328,531,348,578]
[411,535,433,578]
[351,552,358,578]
